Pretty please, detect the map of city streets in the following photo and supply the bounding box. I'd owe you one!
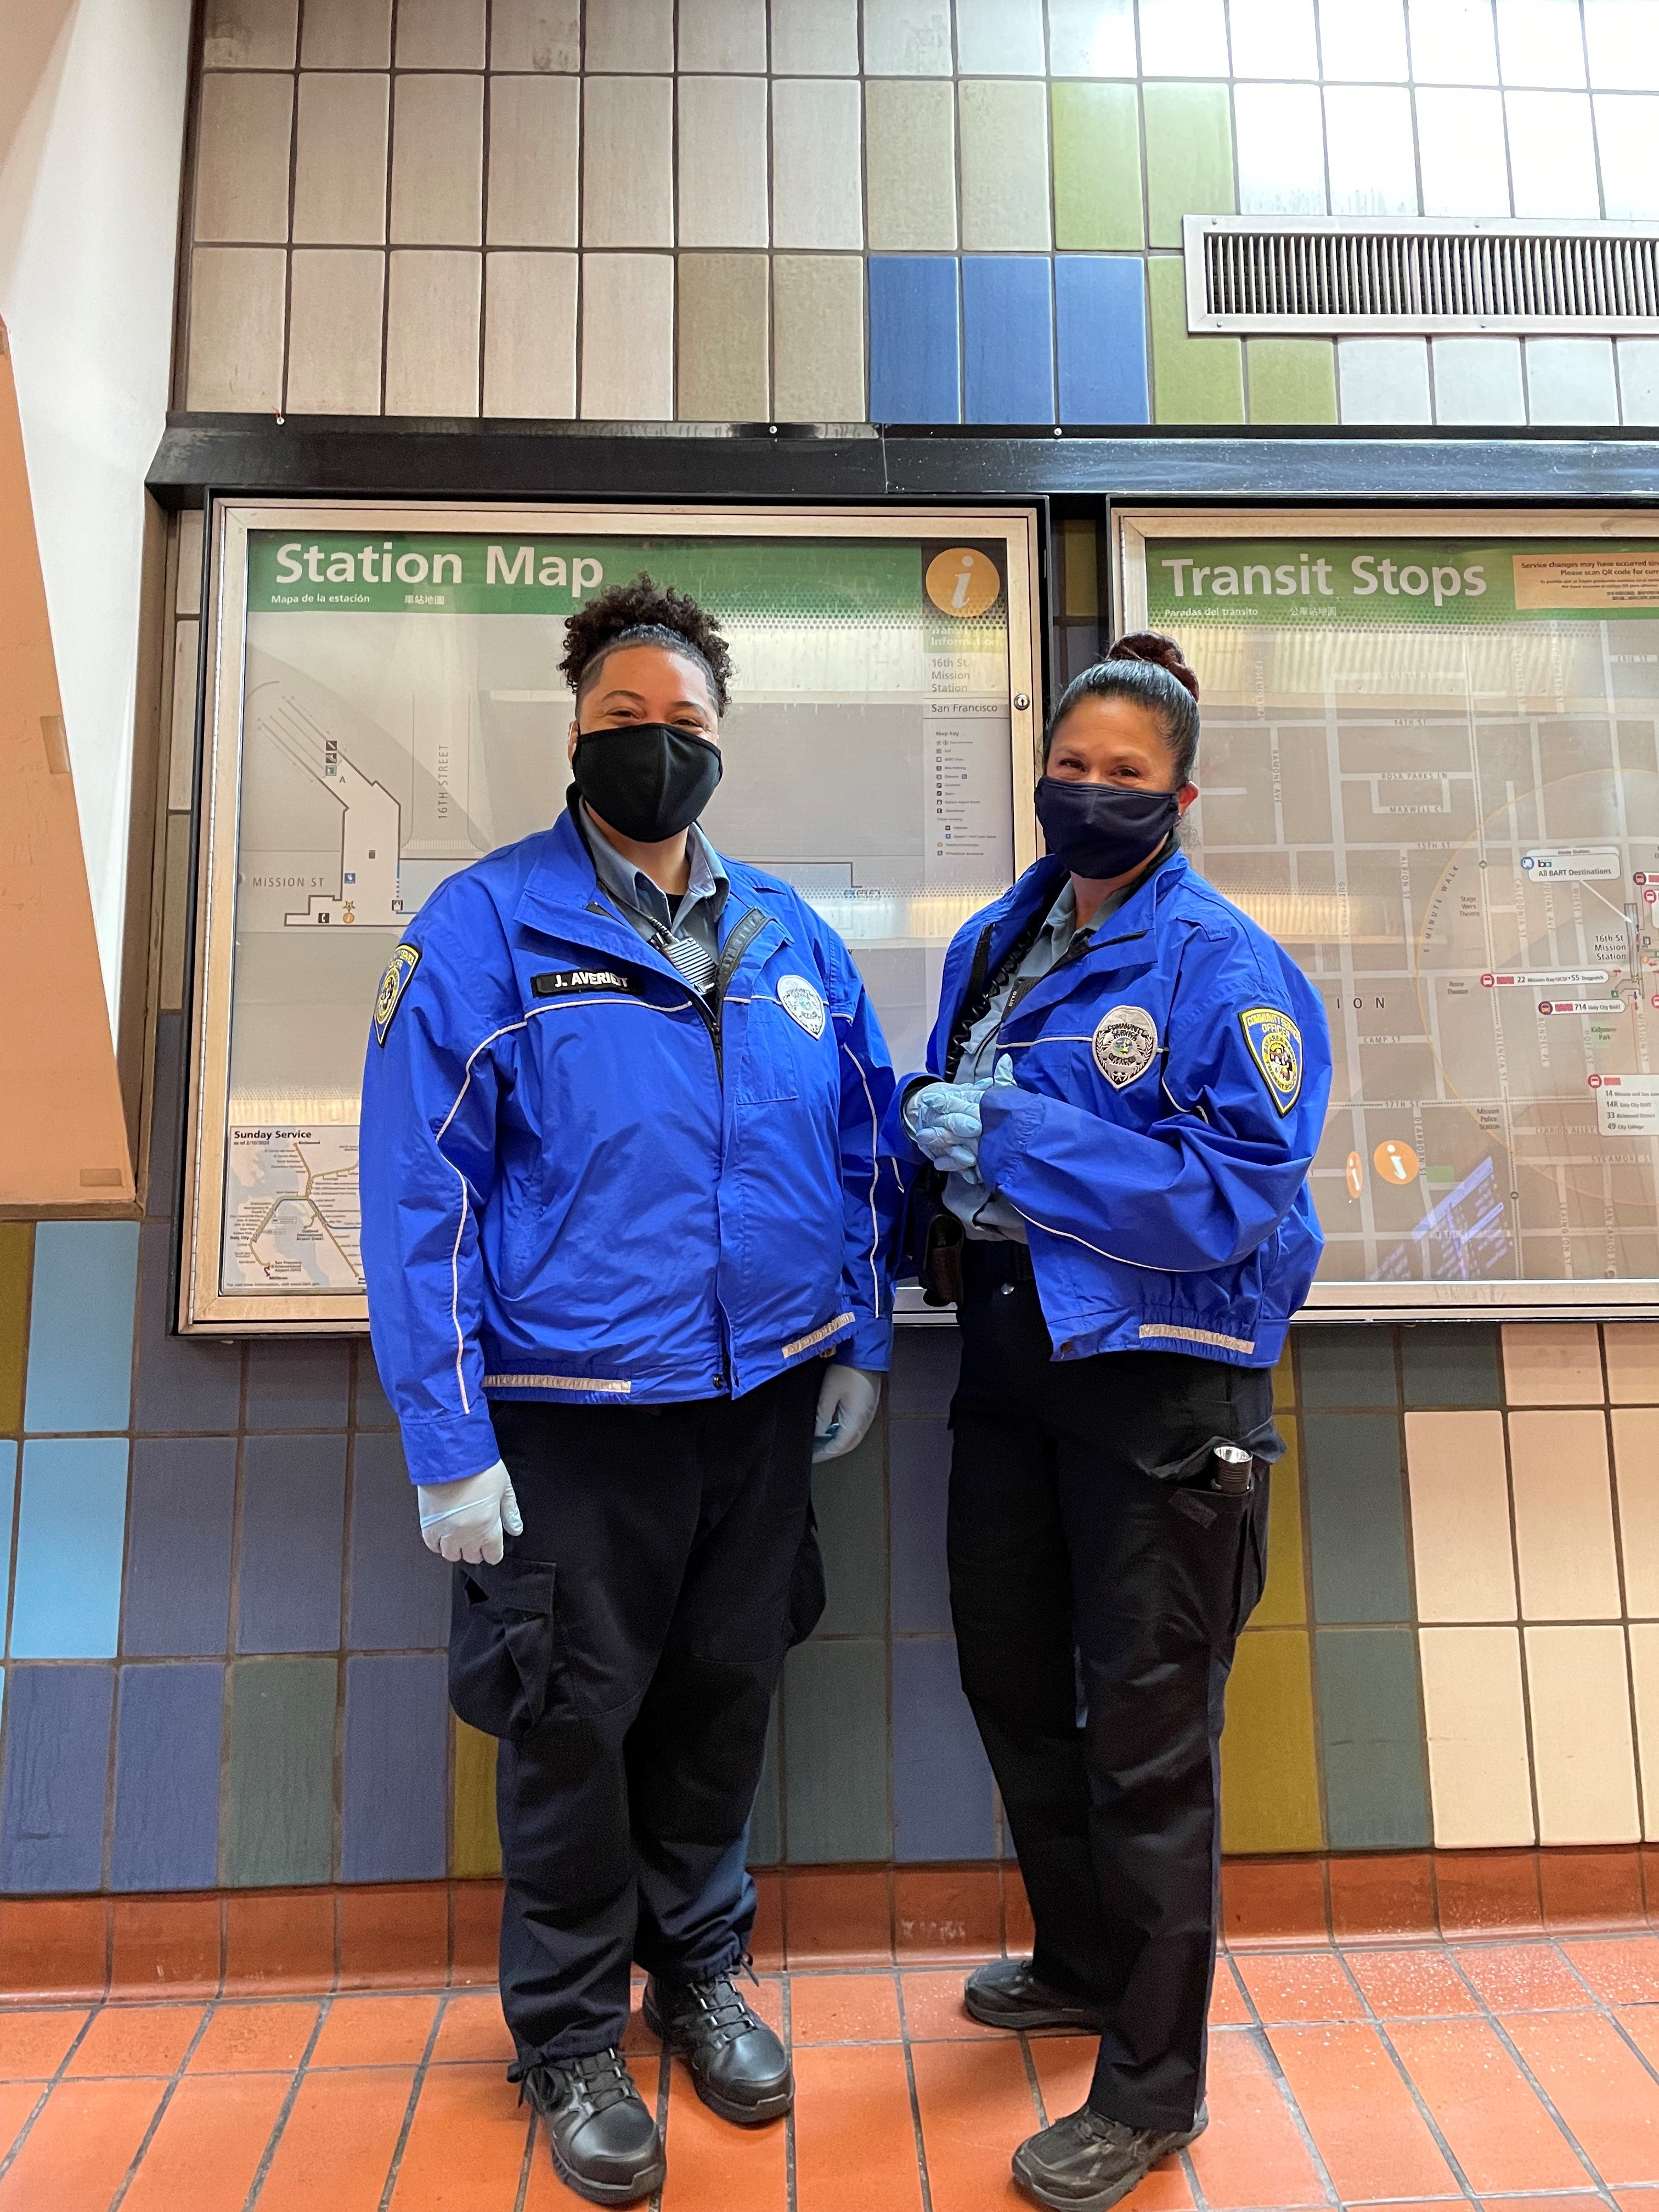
[1144,535,1659,1297]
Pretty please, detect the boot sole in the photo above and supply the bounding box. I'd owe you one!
[1011,2118,1206,2212]
[640,2000,794,2128]
[548,2137,667,2209]
[964,1988,1106,2035]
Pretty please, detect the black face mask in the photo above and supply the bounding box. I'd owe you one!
[1034,777,1181,881]
[572,723,723,843]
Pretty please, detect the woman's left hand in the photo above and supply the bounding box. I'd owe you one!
[812,1364,882,1462]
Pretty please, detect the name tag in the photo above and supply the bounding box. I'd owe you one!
[531,968,633,998]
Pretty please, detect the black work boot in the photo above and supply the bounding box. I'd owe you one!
[1013,2103,1207,2211]
[964,1956,1106,2033]
[512,2047,665,2207]
[642,1970,793,2125]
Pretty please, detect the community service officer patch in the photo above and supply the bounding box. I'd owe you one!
[1091,1005,1158,1089]
[777,974,826,1039]
[1239,1006,1304,1115]
[374,944,420,1045]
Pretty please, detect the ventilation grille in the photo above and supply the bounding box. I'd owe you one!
[1183,217,1659,336]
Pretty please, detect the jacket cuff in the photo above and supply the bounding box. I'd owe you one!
[397,1406,503,1487]
[975,1087,1042,1190]
[879,1074,933,1165]
[846,1313,894,1371]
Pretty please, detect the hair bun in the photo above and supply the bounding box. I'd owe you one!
[1107,630,1199,704]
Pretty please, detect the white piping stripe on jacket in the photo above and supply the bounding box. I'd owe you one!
[1010,1204,1178,1274]
[782,1312,855,1360]
[1138,1322,1256,1355]
[833,1010,883,1321]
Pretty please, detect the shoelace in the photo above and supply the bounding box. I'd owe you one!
[680,1972,760,2046]
[510,2045,637,2117]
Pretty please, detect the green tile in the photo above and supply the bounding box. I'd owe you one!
[1143,82,1234,251]
[1252,1424,1307,1629]
[1298,1326,1399,1410]
[1148,256,1243,424]
[452,1716,500,1878]
[810,1426,887,1639]
[224,1657,337,1886]
[748,1697,782,1866]
[1052,82,1143,251]
[1316,1628,1430,1850]
[1302,1414,1414,1625]
[1246,338,1338,424]
[781,1637,888,1862]
[676,253,769,421]
[1220,1628,1324,1854]
[0,1224,29,1434]
[1401,1324,1503,1409]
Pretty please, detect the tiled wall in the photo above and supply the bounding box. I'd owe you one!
[180,0,1659,430]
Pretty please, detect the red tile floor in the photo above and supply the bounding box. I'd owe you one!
[5,1932,1659,2211]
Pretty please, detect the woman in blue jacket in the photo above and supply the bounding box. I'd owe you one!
[885,634,1330,2212]
[360,579,897,2207]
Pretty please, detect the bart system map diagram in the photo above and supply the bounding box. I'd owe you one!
[1142,530,1659,1296]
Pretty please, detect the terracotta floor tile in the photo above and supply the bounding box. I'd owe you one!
[0,2076,166,2212]
[659,2052,787,2212]
[1266,2022,1459,2203]
[788,1970,903,2044]
[747,1976,785,2040]
[388,2059,532,2211]
[1480,2199,1611,2211]
[1344,1947,1480,2019]
[1616,2005,1659,2072]
[65,2001,205,2077]
[309,1994,439,2069]
[1616,2195,1659,2210]
[120,2069,290,2212]
[899,1968,1003,2040]
[1502,2009,1659,2188]
[793,2043,926,2212]
[1560,1936,1659,2005]
[1454,1942,1593,2012]
[0,2008,88,2080]
[1234,1952,1365,2024]
[1186,2030,1332,2209]
[188,2000,320,2073]
[1385,2016,1591,2196]
[619,2000,662,2057]
[911,2035,1043,2212]
[429,1990,516,2066]
[256,2065,415,2212]
[0,2082,44,2163]
[1209,1957,1252,2027]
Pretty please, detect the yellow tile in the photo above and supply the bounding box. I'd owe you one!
[579,253,674,419]
[1525,1624,1640,1845]
[453,1719,501,1876]
[301,0,391,68]
[385,252,481,415]
[772,257,866,421]
[483,253,577,417]
[1501,1321,1605,1403]
[1419,1625,1535,1847]
[1404,1409,1516,1623]
[396,0,484,66]
[1508,1409,1621,1621]
[1605,1322,1659,1404]
[193,73,294,245]
[185,247,286,411]
[391,75,483,246]
[1629,1624,1659,1841]
[865,80,958,252]
[293,73,390,245]
[1612,1409,1659,1617]
[1272,1341,1295,1413]
[676,254,769,420]
[0,1223,31,1433]
[1059,518,1098,622]
[202,0,296,69]
[487,75,579,247]
[1220,1628,1324,1853]
[287,251,386,413]
[1251,1424,1306,1628]
[489,1,582,72]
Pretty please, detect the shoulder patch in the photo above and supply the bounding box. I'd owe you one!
[531,968,632,999]
[1091,1005,1159,1089]
[777,973,827,1039]
[1238,1006,1303,1115]
[374,944,421,1045]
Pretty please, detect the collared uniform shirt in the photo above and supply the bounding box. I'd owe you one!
[581,802,727,993]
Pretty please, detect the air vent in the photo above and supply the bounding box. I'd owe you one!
[1183,216,1659,336]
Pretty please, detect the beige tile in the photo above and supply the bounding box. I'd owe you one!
[483,252,577,416]
[773,256,865,419]
[579,253,674,418]
[489,1,581,71]
[185,247,286,409]
[286,249,387,411]
[301,0,390,69]
[1525,1624,1641,1844]
[167,622,200,814]
[202,0,297,69]
[292,74,389,245]
[385,251,481,415]
[1629,1624,1659,1839]
[770,0,859,74]
[1509,1409,1621,1621]
[1419,1625,1536,1847]
[676,254,769,420]
[959,79,1051,250]
[1606,1322,1659,1403]
[1403,1409,1516,1623]
[678,77,769,247]
[772,78,862,250]
[584,0,674,72]
[581,77,674,246]
[678,0,766,70]
[487,76,578,246]
[1612,1409,1659,1617]
[193,72,293,244]
[391,75,483,245]
[396,0,484,67]
[863,0,953,75]
[865,80,958,251]
[176,510,205,617]
[1501,1320,1605,1403]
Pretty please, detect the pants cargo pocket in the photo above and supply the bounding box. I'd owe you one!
[786,1504,827,1648]
[448,1555,562,1742]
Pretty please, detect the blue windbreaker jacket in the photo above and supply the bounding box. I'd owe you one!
[882,849,1331,1368]
[360,806,900,1486]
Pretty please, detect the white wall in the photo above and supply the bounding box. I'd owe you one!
[0,0,193,1031]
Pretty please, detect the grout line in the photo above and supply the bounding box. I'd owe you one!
[781,1970,797,2212]
[105,2000,219,2212]
[0,2001,110,2188]
[240,1990,331,2212]
[371,1983,447,2212]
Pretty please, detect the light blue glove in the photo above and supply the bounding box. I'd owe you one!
[417,1458,523,1565]
[905,1079,991,1171]
[813,1365,882,1462]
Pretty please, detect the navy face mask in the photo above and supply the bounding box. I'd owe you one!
[1034,777,1181,881]
[573,723,723,843]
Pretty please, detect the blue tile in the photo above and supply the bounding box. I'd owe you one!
[811,1430,887,1639]
[134,1223,243,1434]
[891,1637,996,1861]
[145,1012,184,1223]
[1055,255,1150,424]
[1301,1413,1414,1624]
[1400,1325,1503,1408]
[781,1638,890,1861]
[10,1438,128,1659]
[24,1222,139,1433]
[339,1652,449,1882]
[0,1664,114,1892]
[109,1663,224,1889]
[962,257,1055,424]
[887,1328,960,1419]
[123,1437,236,1657]
[868,256,961,423]
[354,1345,397,1430]
[1315,1628,1430,1850]
[1298,1326,1399,1410]
[347,1431,449,1651]
[246,1340,351,1431]
[889,1419,951,1634]
[236,1434,347,1654]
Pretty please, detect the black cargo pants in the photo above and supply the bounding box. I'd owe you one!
[947,1247,1274,2134]
[448,1363,823,2066]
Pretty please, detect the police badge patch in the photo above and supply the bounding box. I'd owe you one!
[777,974,827,1039]
[1239,1006,1304,1115]
[1091,1005,1159,1089]
[374,943,421,1046]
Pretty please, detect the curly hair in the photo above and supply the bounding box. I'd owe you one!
[1043,630,1201,785]
[559,573,734,718]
